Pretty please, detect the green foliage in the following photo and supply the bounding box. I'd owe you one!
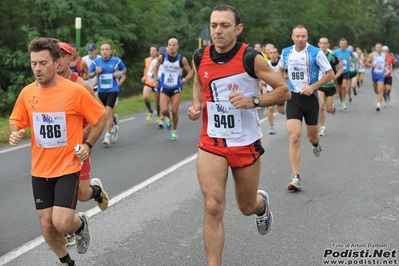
[1,0,398,116]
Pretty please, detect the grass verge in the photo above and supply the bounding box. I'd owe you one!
[0,85,193,147]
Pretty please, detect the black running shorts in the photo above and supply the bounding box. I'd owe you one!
[32,173,79,210]
[336,72,350,85]
[384,77,392,85]
[99,92,119,108]
[286,92,319,125]
[318,87,336,97]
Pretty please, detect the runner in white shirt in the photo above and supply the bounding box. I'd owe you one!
[278,25,334,191]
[260,47,285,134]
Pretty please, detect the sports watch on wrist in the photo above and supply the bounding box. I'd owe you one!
[252,96,260,108]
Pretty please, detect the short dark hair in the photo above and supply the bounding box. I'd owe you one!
[70,43,79,50]
[212,5,241,26]
[28,37,60,61]
[292,24,307,35]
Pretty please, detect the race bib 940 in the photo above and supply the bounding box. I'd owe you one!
[206,102,242,138]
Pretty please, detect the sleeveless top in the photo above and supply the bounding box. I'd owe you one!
[371,52,385,75]
[159,53,183,90]
[196,43,262,147]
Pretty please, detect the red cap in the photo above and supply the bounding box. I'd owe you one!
[58,42,72,54]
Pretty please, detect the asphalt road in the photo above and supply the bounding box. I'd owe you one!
[1,72,398,266]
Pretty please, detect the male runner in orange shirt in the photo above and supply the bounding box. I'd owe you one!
[9,37,107,266]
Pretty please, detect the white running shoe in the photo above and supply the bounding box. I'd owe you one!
[110,125,119,143]
[269,126,276,135]
[287,174,301,191]
[255,190,273,235]
[312,143,322,157]
[102,134,111,146]
[158,119,164,129]
[64,234,75,247]
[75,212,91,254]
[319,127,326,137]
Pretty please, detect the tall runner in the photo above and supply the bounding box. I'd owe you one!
[333,38,353,110]
[279,26,334,191]
[141,45,160,122]
[9,37,107,265]
[317,37,343,136]
[382,45,395,105]
[87,43,127,145]
[366,43,386,112]
[153,38,193,140]
[260,47,285,134]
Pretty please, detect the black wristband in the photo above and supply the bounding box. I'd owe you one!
[84,141,93,149]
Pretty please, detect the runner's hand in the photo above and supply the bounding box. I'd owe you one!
[75,144,90,161]
[229,92,252,109]
[300,85,316,96]
[9,129,25,146]
[188,104,201,121]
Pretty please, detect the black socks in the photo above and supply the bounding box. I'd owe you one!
[59,253,74,265]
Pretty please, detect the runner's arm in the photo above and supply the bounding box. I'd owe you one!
[181,57,193,84]
[81,60,89,80]
[188,63,202,121]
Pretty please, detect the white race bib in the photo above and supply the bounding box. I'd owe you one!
[375,63,384,73]
[164,73,178,87]
[206,102,242,138]
[32,112,67,148]
[288,65,307,92]
[342,59,347,69]
[99,73,113,89]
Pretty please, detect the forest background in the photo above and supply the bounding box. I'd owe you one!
[0,0,398,116]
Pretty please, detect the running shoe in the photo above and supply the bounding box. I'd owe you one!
[349,97,352,103]
[376,103,381,112]
[59,260,75,266]
[146,112,153,121]
[343,102,347,110]
[102,134,111,146]
[287,174,301,191]
[269,126,276,135]
[312,142,322,157]
[90,178,109,211]
[255,190,273,235]
[353,88,357,96]
[158,119,164,129]
[64,234,75,247]
[165,117,172,130]
[171,131,178,141]
[113,114,119,126]
[110,125,119,143]
[319,127,326,137]
[156,116,161,123]
[75,212,91,254]
[339,102,344,110]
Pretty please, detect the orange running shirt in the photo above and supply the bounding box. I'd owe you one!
[385,55,395,78]
[144,57,156,87]
[9,76,106,178]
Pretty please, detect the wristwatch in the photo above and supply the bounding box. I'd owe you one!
[252,96,260,107]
